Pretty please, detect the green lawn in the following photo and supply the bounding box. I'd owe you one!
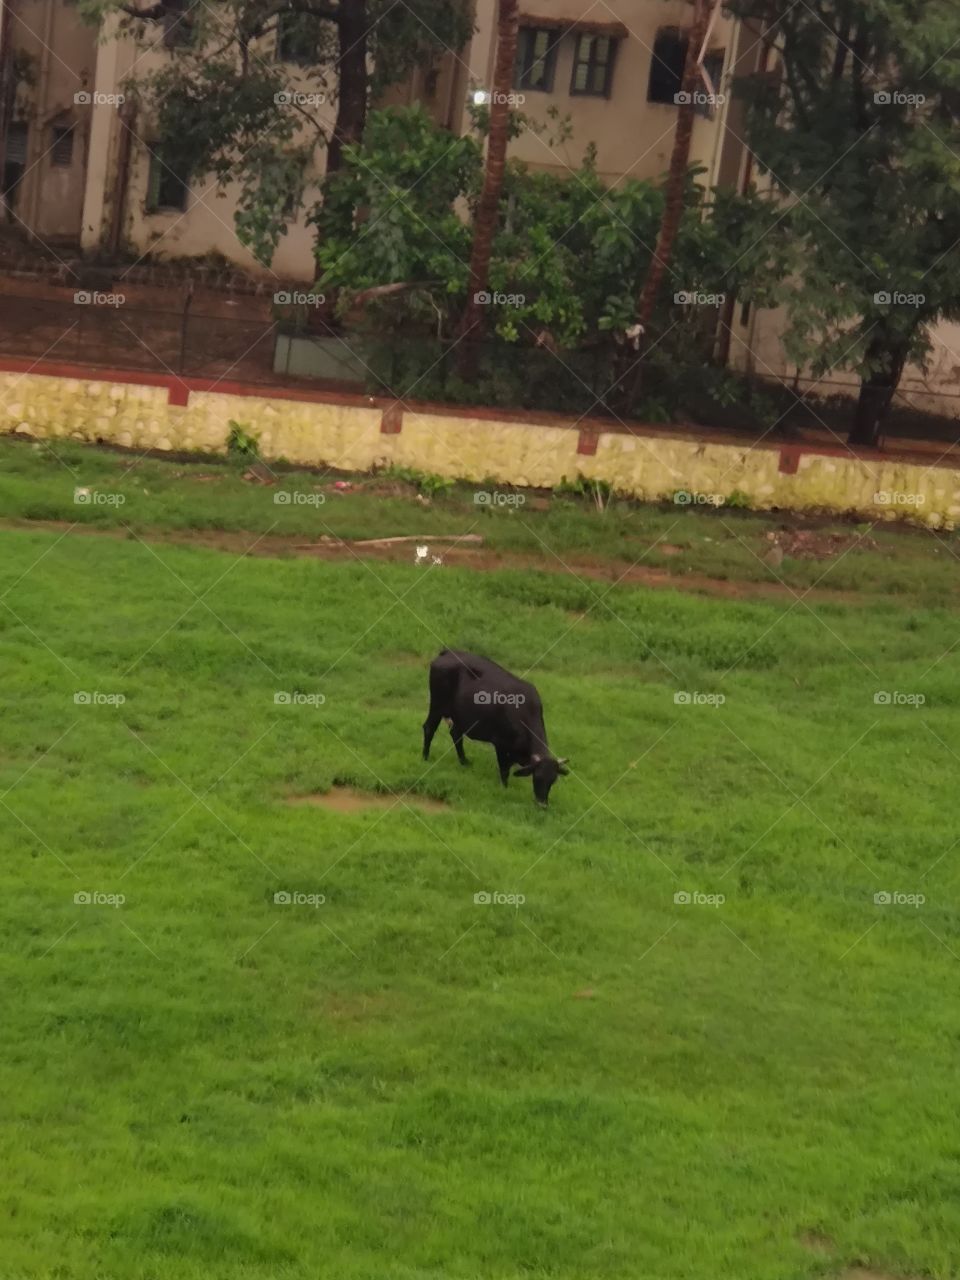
[2,440,960,1279]
[2,434,958,604]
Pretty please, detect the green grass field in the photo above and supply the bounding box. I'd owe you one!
[2,437,959,1279]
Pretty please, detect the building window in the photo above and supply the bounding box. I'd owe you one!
[277,11,319,65]
[51,125,74,167]
[5,120,28,165]
[146,145,189,212]
[570,33,617,97]
[516,27,559,92]
[3,121,27,214]
[648,30,724,112]
[648,28,685,103]
[697,49,726,116]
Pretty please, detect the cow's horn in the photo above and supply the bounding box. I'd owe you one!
[558,758,569,765]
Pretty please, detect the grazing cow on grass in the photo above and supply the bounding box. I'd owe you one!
[423,649,569,806]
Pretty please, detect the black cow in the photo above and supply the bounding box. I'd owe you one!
[422,649,568,806]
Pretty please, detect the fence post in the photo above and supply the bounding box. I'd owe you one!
[179,284,193,375]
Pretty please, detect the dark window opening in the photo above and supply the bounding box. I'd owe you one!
[570,33,617,97]
[423,64,440,101]
[2,121,27,216]
[516,27,560,92]
[51,125,74,166]
[648,28,685,103]
[648,30,725,114]
[278,10,319,65]
[146,145,189,212]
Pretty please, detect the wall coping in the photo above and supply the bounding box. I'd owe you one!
[1,354,958,475]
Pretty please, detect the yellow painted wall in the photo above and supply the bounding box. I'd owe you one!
[5,370,960,529]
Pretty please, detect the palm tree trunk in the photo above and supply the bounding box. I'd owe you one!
[456,0,519,367]
[326,0,369,177]
[621,0,714,409]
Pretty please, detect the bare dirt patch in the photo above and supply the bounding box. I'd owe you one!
[1,517,872,604]
[285,785,448,814]
[799,1231,835,1255]
[840,1270,920,1280]
[766,528,880,561]
[320,991,397,1022]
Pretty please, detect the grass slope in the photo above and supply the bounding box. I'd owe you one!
[2,435,958,603]
[1,519,959,1280]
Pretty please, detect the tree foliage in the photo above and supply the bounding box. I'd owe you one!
[317,105,784,395]
[87,0,473,264]
[727,0,960,441]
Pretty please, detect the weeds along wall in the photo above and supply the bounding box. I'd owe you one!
[3,366,960,528]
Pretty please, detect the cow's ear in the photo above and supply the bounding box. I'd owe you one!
[513,764,534,777]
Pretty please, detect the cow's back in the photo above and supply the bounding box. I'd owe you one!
[431,650,544,746]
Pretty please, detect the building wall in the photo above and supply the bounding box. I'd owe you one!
[4,361,960,528]
[727,302,960,427]
[459,0,739,186]
[78,14,332,281]
[2,0,98,242]
[3,1,748,275]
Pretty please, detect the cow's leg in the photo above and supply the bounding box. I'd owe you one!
[422,709,443,760]
[495,745,511,787]
[450,722,470,765]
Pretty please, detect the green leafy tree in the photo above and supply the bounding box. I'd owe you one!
[88,0,473,264]
[317,105,784,417]
[727,0,960,444]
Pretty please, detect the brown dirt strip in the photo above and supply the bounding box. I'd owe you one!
[0,517,868,604]
[285,786,448,814]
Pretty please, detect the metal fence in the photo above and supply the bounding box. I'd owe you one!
[0,292,278,383]
[0,290,958,445]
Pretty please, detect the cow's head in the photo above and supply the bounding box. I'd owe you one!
[514,754,569,806]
